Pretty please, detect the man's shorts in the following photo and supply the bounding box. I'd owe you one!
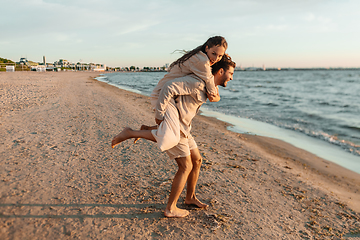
[165,133,197,160]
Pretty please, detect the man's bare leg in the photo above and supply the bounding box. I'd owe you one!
[111,127,156,148]
[134,125,158,144]
[164,155,192,218]
[184,148,208,208]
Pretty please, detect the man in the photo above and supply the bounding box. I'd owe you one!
[112,55,235,218]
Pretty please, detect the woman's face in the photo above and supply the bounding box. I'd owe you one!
[205,45,226,66]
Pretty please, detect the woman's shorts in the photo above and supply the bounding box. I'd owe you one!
[165,133,197,160]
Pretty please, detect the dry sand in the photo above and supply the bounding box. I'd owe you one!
[1,71,360,239]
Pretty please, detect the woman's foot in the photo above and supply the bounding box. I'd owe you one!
[111,127,132,148]
[164,207,190,218]
[185,197,208,208]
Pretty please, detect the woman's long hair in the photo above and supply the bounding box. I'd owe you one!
[169,36,228,69]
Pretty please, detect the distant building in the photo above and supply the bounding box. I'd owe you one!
[91,64,106,72]
[235,65,243,71]
[6,66,15,72]
[76,63,90,71]
[54,59,70,68]
[18,58,29,66]
[31,65,46,72]
[43,56,46,65]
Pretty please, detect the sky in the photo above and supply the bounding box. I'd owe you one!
[1,0,360,68]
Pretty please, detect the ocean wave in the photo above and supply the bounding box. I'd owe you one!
[95,76,108,82]
[318,101,331,106]
[342,125,360,132]
[283,125,360,157]
[223,88,240,93]
[222,96,241,101]
[305,113,324,121]
[264,103,279,107]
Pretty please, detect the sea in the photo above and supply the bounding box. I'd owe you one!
[96,70,360,174]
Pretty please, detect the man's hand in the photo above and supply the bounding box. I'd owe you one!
[207,87,220,102]
[155,118,163,125]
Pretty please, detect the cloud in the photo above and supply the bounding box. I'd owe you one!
[302,13,335,32]
[304,13,331,24]
[305,13,316,22]
[53,33,70,42]
[266,24,289,31]
[115,21,160,35]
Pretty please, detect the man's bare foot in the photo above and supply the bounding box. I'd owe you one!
[185,197,208,208]
[164,207,189,218]
[134,125,150,144]
[111,127,132,148]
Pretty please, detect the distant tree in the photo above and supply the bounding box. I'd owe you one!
[130,66,136,71]
[0,57,14,63]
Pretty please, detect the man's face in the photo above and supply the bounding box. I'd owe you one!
[219,66,234,87]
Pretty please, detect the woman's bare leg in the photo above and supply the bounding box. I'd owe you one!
[134,125,158,144]
[111,127,156,148]
[184,148,208,208]
[164,155,193,218]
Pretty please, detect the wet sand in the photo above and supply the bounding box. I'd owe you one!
[1,71,360,239]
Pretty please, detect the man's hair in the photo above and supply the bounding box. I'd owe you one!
[211,54,236,74]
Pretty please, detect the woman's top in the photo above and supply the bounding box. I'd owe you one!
[150,51,217,111]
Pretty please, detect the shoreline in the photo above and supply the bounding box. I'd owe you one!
[98,73,360,175]
[199,108,360,175]
[192,112,360,213]
[1,72,360,239]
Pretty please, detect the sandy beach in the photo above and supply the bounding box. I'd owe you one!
[1,71,360,239]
